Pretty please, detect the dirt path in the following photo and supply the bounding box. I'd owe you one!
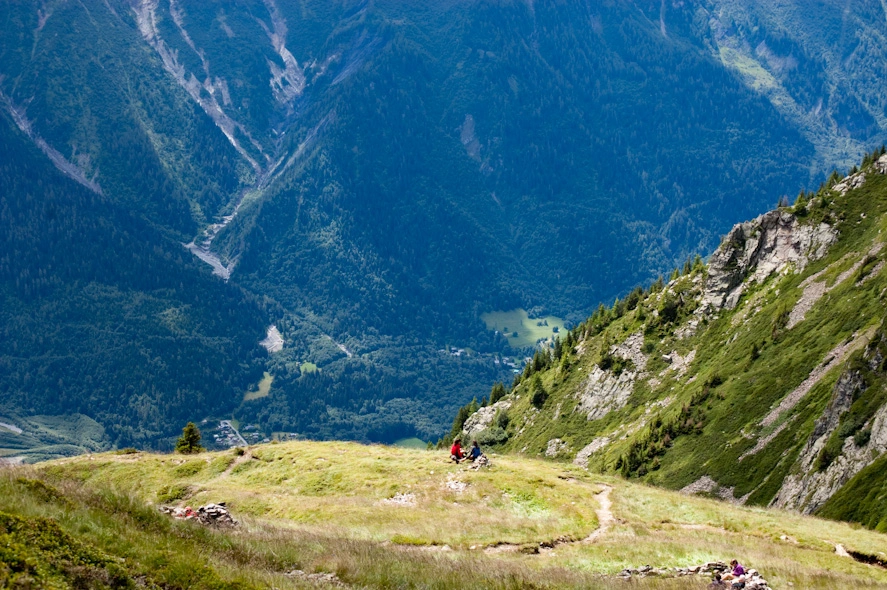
[583,485,614,543]
[221,450,252,477]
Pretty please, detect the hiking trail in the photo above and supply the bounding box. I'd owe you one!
[583,485,614,543]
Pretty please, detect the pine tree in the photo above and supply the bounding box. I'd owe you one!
[530,375,548,408]
[490,382,507,404]
[175,422,204,454]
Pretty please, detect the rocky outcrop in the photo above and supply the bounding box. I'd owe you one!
[702,210,837,311]
[575,366,637,421]
[573,437,611,467]
[574,331,649,422]
[461,399,511,440]
[680,476,748,505]
[545,438,568,457]
[611,331,648,372]
[832,172,867,195]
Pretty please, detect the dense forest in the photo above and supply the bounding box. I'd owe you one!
[0,114,267,450]
[1,0,886,454]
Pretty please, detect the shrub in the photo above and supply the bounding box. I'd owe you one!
[156,484,190,504]
[477,426,509,446]
[854,428,872,447]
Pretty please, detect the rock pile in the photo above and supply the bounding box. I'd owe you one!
[618,562,771,588]
[382,492,416,506]
[196,503,238,527]
[160,502,238,527]
[468,454,491,470]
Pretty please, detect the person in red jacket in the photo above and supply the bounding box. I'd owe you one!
[450,438,464,463]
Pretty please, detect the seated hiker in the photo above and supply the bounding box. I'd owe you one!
[707,573,728,589]
[466,440,482,462]
[450,438,464,463]
[723,560,746,588]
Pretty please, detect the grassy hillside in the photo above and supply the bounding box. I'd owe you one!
[453,148,887,528]
[2,440,885,588]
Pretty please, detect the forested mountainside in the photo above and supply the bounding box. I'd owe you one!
[0,110,268,459]
[1,0,887,452]
[454,149,887,530]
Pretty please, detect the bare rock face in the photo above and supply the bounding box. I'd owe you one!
[545,438,568,457]
[611,331,648,371]
[575,366,637,421]
[702,211,837,311]
[876,153,887,175]
[462,399,512,440]
[573,437,611,467]
[573,331,649,422]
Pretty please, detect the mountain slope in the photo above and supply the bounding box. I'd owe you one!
[2,0,887,446]
[457,148,887,529]
[4,441,887,588]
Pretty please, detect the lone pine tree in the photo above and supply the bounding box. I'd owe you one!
[175,422,204,454]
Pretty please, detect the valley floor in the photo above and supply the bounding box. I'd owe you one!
[4,440,887,589]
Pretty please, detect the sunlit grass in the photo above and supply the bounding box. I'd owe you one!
[30,439,887,589]
[244,371,274,402]
[481,309,566,349]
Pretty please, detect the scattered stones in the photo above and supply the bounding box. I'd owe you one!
[661,350,695,378]
[445,477,468,493]
[468,454,491,470]
[611,331,648,372]
[675,318,699,340]
[382,492,416,507]
[160,502,238,527]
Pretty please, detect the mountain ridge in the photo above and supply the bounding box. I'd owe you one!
[455,148,887,530]
[3,0,887,450]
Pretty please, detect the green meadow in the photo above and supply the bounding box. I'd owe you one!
[482,309,566,349]
[5,439,882,589]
